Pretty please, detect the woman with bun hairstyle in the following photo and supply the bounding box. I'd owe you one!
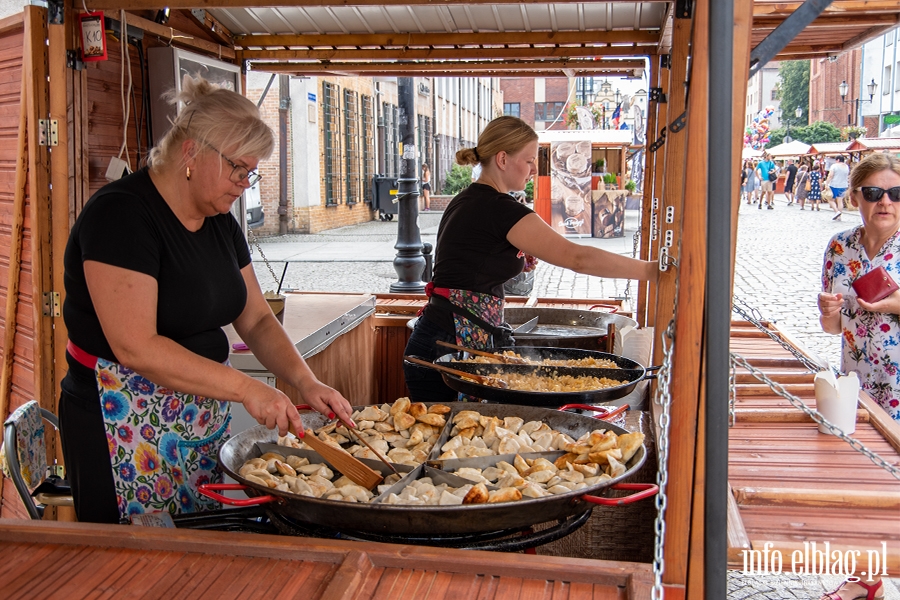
[403,116,658,402]
[58,77,355,523]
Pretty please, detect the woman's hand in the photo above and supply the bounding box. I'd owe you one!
[523,254,539,273]
[817,292,843,335]
[241,379,306,436]
[296,378,356,428]
[856,290,900,316]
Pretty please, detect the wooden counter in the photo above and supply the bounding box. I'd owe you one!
[0,519,653,599]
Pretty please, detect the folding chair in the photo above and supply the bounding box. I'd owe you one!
[1,400,72,519]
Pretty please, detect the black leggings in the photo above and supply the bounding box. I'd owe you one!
[58,385,120,523]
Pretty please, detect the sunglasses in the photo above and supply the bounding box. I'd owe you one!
[858,186,900,203]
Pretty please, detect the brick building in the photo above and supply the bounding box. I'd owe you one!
[809,50,863,130]
[500,77,570,130]
[247,73,501,235]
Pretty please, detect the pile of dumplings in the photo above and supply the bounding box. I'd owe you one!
[278,397,448,466]
[239,399,646,506]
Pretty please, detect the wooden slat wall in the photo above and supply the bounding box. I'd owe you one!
[0,13,33,521]
[83,29,150,200]
[373,315,411,403]
[0,519,653,599]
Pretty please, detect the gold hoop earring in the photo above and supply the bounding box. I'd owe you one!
[186,167,191,181]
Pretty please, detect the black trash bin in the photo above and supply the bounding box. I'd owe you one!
[372,175,399,221]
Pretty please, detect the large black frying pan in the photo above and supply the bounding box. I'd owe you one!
[199,403,655,536]
[428,346,659,406]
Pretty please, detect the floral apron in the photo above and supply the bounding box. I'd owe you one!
[447,288,505,350]
[97,358,231,520]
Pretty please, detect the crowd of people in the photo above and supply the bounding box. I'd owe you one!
[741,153,855,219]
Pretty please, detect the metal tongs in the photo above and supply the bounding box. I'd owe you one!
[435,340,529,364]
[337,417,399,476]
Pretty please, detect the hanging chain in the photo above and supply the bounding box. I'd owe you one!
[731,295,833,375]
[624,230,641,307]
[729,358,736,428]
[651,320,675,600]
[730,353,900,480]
[247,228,281,290]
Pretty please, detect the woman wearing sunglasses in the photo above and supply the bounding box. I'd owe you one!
[817,153,900,600]
[58,76,355,524]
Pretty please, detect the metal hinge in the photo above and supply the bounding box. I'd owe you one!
[669,111,688,133]
[42,292,61,317]
[38,120,59,147]
[659,54,671,70]
[66,50,84,71]
[649,126,667,153]
[649,87,667,103]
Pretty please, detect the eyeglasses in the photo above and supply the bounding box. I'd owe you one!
[858,186,900,203]
[204,143,262,187]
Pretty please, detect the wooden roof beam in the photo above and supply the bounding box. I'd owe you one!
[749,0,833,78]
[248,60,644,76]
[89,0,666,8]
[252,65,642,78]
[181,8,235,47]
[754,13,900,28]
[753,0,900,16]
[238,46,651,61]
[234,30,660,49]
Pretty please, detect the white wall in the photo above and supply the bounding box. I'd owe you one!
[288,76,321,209]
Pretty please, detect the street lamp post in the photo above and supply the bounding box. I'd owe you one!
[838,79,877,127]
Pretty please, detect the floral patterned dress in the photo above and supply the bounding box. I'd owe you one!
[808,171,822,201]
[822,227,900,422]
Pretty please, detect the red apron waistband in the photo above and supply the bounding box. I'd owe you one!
[66,339,98,370]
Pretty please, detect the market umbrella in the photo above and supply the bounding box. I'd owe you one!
[741,147,762,159]
[765,140,811,158]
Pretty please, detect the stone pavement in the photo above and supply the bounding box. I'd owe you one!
[251,198,899,598]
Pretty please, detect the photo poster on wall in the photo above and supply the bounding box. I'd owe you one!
[549,140,593,237]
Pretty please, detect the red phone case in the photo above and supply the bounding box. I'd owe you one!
[851,266,899,303]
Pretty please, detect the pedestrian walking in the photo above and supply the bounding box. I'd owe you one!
[756,153,778,209]
[741,160,753,204]
[795,164,810,209]
[422,163,432,211]
[808,161,824,210]
[783,159,798,205]
[824,155,849,221]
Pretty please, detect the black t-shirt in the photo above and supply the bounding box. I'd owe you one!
[785,163,798,187]
[62,168,251,398]
[423,183,533,330]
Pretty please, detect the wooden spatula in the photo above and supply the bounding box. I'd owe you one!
[295,427,384,490]
[436,340,528,364]
[404,355,509,389]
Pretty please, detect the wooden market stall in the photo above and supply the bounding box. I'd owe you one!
[846,137,900,157]
[1,1,900,598]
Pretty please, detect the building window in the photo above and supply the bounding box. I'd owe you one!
[417,114,433,174]
[503,102,520,118]
[323,82,343,206]
[343,89,360,205]
[382,102,400,177]
[361,95,375,204]
[771,89,778,100]
[534,102,566,121]
[885,65,892,95]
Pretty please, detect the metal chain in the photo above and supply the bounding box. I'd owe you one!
[624,230,641,307]
[246,228,281,290]
[731,295,832,375]
[729,359,736,428]
[651,319,675,600]
[731,353,900,480]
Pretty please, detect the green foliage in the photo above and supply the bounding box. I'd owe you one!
[625,179,637,193]
[765,120,841,148]
[603,173,618,185]
[524,180,534,202]
[776,61,810,127]
[441,163,473,195]
[593,158,605,172]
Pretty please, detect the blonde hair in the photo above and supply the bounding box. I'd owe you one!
[148,76,274,170]
[849,153,900,191]
[456,116,538,167]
